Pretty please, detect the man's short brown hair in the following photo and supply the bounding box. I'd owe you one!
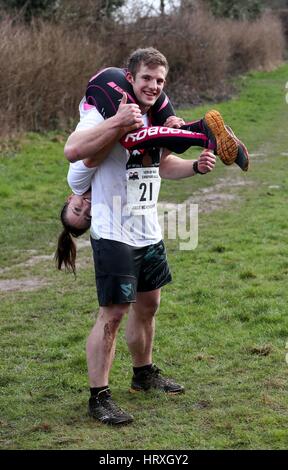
[126,47,169,78]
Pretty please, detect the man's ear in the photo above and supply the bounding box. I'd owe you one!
[67,194,73,202]
[126,71,134,84]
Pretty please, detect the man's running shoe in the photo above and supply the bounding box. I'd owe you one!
[88,388,133,425]
[203,109,239,166]
[225,125,250,172]
[130,365,185,394]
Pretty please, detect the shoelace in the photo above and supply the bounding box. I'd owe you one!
[150,367,177,386]
[99,395,126,415]
[151,366,161,376]
[141,366,169,384]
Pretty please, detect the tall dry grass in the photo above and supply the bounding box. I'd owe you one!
[141,8,231,104]
[0,16,104,135]
[0,8,285,137]
[226,12,285,74]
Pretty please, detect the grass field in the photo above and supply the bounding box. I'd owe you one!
[1,64,288,450]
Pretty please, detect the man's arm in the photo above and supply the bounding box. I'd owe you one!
[64,93,144,164]
[159,149,216,180]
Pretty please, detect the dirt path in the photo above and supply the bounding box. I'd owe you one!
[0,239,92,293]
[0,168,256,293]
[158,174,254,216]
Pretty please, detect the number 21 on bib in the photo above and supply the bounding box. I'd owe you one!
[126,167,161,215]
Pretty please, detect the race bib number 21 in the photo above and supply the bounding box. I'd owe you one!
[126,167,161,215]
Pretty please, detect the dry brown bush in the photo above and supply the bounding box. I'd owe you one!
[93,7,231,105]
[0,7,285,137]
[226,12,285,74]
[97,7,285,104]
[278,9,288,46]
[154,8,231,104]
[0,16,105,135]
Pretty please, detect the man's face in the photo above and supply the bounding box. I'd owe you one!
[126,63,166,113]
[66,191,91,230]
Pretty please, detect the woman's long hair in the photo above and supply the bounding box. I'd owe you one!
[55,202,90,275]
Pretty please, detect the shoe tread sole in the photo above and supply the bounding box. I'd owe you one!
[205,110,238,165]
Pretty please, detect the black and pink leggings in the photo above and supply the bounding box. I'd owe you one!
[86,67,214,153]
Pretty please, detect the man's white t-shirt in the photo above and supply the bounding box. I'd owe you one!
[67,98,163,247]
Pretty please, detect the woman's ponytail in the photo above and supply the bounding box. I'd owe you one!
[55,202,90,275]
[55,228,77,274]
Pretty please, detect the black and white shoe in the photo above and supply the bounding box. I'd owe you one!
[88,388,133,425]
[130,365,185,395]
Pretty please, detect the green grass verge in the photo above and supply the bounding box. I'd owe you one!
[1,64,288,449]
